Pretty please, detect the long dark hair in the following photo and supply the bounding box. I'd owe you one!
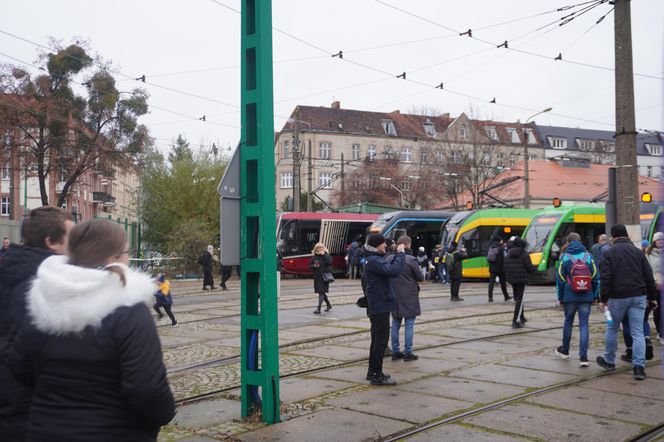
[67,219,127,286]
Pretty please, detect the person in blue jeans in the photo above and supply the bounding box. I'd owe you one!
[554,233,599,367]
[596,224,658,381]
[388,236,424,361]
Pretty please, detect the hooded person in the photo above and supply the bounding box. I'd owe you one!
[504,236,537,328]
[362,233,406,386]
[201,245,216,290]
[346,240,361,279]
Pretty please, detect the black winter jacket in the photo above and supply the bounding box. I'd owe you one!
[363,245,405,315]
[504,240,536,285]
[8,255,175,441]
[448,247,467,280]
[387,249,423,318]
[0,245,54,440]
[599,237,657,303]
[201,251,213,272]
[309,253,332,293]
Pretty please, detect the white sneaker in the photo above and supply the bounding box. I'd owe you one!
[579,357,589,367]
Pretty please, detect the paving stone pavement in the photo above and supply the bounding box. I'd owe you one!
[156,280,664,441]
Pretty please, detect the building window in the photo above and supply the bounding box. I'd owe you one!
[459,124,467,139]
[577,139,595,151]
[549,137,567,149]
[647,166,653,177]
[509,153,518,166]
[319,173,332,189]
[400,147,412,163]
[420,151,428,164]
[646,143,662,156]
[604,141,615,152]
[351,177,361,189]
[435,149,444,164]
[0,197,8,216]
[352,144,361,161]
[319,142,331,159]
[1,165,9,180]
[525,128,536,144]
[423,119,436,137]
[485,126,498,141]
[282,140,291,159]
[482,153,492,165]
[660,166,664,179]
[381,119,397,136]
[452,151,461,164]
[506,128,520,144]
[528,154,537,161]
[496,153,504,166]
[367,145,376,161]
[401,179,411,191]
[280,172,293,188]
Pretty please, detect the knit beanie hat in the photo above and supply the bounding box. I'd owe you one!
[653,232,664,242]
[367,233,386,248]
[611,224,628,238]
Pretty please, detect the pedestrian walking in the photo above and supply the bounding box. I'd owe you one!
[309,242,333,314]
[153,273,178,326]
[8,219,175,441]
[346,239,361,279]
[415,246,429,280]
[448,242,467,302]
[430,244,442,283]
[487,238,511,302]
[596,224,658,380]
[590,233,610,264]
[389,236,423,362]
[0,207,74,441]
[199,245,216,290]
[554,232,599,367]
[646,232,663,344]
[363,233,405,386]
[504,237,536,328]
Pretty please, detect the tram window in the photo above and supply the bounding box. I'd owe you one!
[393,228,407,242]
[347,222,368,246]
[459,228,480,258]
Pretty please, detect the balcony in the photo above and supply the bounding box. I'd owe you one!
[92,191,116,207]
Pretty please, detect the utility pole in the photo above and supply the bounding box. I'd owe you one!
[614,0,640,231]
[307,139,313,211]
[292,108,301,212]
[340,153,345,195]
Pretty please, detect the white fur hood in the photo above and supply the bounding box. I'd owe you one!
[28,255,157,334]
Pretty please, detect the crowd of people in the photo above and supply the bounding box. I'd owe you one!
[311,225,662,385]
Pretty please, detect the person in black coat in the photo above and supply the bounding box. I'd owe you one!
[0,206,74,441]
[201,245,216,290]
[487,238,511,302]
[448,242,468,301]
[504,237,537,328]
[9,219,175,441]
[309,242,333,314]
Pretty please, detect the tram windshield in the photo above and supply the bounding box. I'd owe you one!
[278,219,319,257]
[525,214,562,253]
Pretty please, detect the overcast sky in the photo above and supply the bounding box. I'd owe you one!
[1,0,662,154]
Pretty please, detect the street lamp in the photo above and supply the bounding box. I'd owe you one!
[523,107,552,208]
[379,177,405,208]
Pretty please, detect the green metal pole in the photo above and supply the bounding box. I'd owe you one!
[240,0,279,423]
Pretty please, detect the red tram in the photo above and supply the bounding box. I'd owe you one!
[277,212,378,276]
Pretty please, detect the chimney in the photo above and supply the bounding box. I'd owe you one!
[391,110,400,114]
[331,101,340,109]
[442,113,450,119]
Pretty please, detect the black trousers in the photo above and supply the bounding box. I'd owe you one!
[203,270,215,288]
[221,267,232,287]
[317,292,331,309]
[488,272,509,299]
[512,283,526,323]
[369,312,390,376]
[450,278,462,299]
[154,303,176,324]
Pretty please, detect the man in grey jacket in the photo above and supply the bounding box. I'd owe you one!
[389,236,424,361]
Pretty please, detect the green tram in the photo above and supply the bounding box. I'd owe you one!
[441,208,540,279]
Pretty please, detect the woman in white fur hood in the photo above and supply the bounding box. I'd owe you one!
[9,219,175,441]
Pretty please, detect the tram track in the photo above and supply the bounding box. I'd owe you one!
[172,307,571,405]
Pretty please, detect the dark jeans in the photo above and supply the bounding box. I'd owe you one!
[369,312,390,376]
[154,303,177,324]
[561,301,592,358]
[220,267,232,287]
[623,303,653,347]
[512,283,526,323]
[450,278,461,299]
[488,272,508,299]
[203,270,215,288]
[317,292,331,309]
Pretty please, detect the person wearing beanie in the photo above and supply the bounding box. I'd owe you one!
[362,233,406,386]
[597,224,658,380]
[447,242,468,301]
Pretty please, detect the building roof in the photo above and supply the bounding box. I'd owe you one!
[448,159,662,206]
[472,119,542,146]
[537,125,662,156]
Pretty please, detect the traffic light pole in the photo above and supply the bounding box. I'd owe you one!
[240,0,280,423]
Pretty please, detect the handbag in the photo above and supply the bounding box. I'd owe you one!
[322,272,335,283]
